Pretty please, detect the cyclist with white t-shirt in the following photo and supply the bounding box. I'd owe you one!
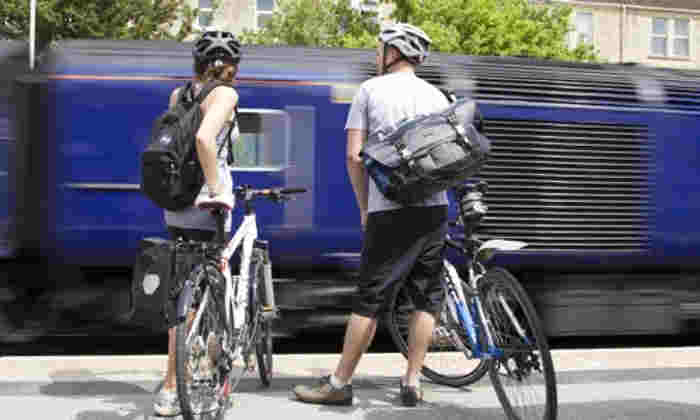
[293,23,450,407]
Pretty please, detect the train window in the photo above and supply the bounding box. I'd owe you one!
[232,109,289,170]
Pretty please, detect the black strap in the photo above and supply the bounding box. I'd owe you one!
[194,81,232,103]
[446,111,472,151]
[226,105,238,165]
[439,88,458,104]
[219,104,237,165]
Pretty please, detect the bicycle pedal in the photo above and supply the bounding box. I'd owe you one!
[261,306,279,320]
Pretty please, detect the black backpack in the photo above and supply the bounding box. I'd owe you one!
[141,81,235,211]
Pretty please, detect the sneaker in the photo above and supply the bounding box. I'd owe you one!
[153,388,181,417]
[292,375,353,406]
[399,379,423,407]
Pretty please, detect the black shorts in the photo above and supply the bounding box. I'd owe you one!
[353,205,448,319]
[167,226,215,242]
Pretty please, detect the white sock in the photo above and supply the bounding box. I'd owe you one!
[404,375,420,388]
[329,374,348,388]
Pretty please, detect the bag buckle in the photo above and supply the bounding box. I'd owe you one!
[394,142,412,161]
[447,112,472,149]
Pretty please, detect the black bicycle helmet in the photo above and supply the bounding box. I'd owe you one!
[193,31,242,67]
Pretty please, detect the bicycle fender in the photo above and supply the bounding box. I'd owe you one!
[176,281,193,320]
[476,239,527,263]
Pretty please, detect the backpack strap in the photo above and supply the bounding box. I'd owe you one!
[173,81,194,107]
[225,105,238,166]
[194,81,233,104]
[439,88,458,104]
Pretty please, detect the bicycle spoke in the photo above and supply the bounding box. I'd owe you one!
[482,268,557,420]
[176,265,229,420]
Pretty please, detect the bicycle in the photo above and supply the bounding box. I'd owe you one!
[173,185,306,420]
[386,180,557,420]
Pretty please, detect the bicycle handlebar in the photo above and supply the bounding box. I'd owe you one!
[278,187,307,194]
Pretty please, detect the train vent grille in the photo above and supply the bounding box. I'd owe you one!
[478,119,654,252]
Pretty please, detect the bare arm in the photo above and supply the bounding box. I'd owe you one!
[346,128,368,228]
[196,86,238,196]
[168,88,180,109]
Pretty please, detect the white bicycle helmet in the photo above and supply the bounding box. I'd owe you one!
[378,23,432,69]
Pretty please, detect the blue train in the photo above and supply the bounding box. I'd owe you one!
[3,39,700,336]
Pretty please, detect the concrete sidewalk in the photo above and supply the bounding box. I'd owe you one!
[1,348,700,420]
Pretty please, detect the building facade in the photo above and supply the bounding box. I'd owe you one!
[178,0,389,38]
[562,0,700,68]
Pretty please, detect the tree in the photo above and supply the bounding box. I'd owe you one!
[0,0,208,46]
[392,0,598,62]
[239,0,380,49]
[242,0,597,62]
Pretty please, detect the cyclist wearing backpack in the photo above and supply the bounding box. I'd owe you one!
[153,30,241,417]
[293,23,449,407]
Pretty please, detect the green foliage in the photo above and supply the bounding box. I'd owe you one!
[0,0,213,45]
[391,0,598,62]
[240,0,597,62]
[239,0,379,48]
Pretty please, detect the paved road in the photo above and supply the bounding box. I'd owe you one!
[1,348,700,420]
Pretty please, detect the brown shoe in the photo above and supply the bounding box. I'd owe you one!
[400,379,423,407]
[293,375,353,406]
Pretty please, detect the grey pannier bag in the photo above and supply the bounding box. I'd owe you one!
[360,98,491,205]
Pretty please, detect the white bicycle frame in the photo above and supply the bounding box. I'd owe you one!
[186,214,259,347]
[441,239,529,357]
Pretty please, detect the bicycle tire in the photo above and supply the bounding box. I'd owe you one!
[175,264,229,420]
[481,267,557,420]
[251,249,273,387]
[386,272,491,388]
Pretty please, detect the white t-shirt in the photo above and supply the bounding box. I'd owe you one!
[345,71,450,213]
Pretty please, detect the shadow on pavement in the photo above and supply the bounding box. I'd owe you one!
[556,367,700,385]
[40,368,157,420]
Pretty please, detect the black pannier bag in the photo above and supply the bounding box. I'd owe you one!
[360,98,491,205]
[127,238,202,332]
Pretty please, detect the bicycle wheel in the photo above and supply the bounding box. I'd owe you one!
[251,249,273,387]
[386,273,491,388]
[175,264,229,420]
[481,267,557,420]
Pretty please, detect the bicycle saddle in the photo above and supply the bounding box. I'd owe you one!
[195,192,235,211]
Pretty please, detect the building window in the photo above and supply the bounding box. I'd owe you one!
[651,17,690,58]
[574,11,594,46]
[351,0,380,11]
[197,0,214,29]
[232,109,289,170]
[257,0,275,29]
